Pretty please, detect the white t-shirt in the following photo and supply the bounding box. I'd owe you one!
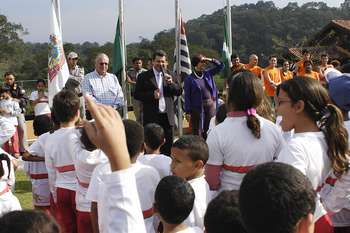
[0,99,21,126]
[30,91,51,116]
[0,117,15,146]
[277,131,332,222]
[0,154,21,216]
[184,176,211,229]
[177,227,203,233]
[25,132,50,206]
[320,121,350,227]
[72,129,107,212]
[103,168,147,233]
[207,115,284,191]
[44,127,77,201]
[87,161,160,233]
[277,132,331,189]
[137,153,171,178]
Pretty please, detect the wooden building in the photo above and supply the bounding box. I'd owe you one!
[288,20,350,63]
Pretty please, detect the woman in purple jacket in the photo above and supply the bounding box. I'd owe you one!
[184,54,224,138]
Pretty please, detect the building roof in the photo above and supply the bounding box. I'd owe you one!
[288,45,350,61]
[307,20,350,45]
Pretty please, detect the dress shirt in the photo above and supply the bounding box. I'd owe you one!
[82,70,124,108]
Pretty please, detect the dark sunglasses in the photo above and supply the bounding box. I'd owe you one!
[70,57,78,60]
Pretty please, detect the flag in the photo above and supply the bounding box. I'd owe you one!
[222,13,231,78]
[174,13,191,82]
[48,0,69,106]
[112,16,124,79]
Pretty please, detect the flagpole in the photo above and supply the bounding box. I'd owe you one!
[175,0,183,136]
[119,0,128,119]
[226,0,232,54]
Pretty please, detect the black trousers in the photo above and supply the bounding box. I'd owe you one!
[144,113,173,156]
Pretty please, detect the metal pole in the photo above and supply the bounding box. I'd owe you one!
[119,0,128,119]
[175,0,183,136]
[226,0,232,54]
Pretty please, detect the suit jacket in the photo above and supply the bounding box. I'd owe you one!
[134,69,182,126]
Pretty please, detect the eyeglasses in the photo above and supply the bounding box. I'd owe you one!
[99,62,108,66]
[69,57,78,60]
[276,99,291,106]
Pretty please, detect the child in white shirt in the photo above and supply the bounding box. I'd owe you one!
[137,123,171,178]
[86,119,160,233]
[0,152,21,216]
[22,114,53,212]
[205,72,284,192]
[44,90,80,233]
[29,79,51,116]
[73,126,107,233]
[276,77,349,233]
[0,116,15,146]
[0,85,21,156]
[82,95,147,233]
[154,176,203,233]
[320,73,350,231]
[171,135,211,229]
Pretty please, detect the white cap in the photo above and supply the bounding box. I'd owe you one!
[324,68,342,83]
[67,51,78,59]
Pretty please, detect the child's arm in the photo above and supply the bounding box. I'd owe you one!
[83,96,146,233]
[90,202,99,233]
[21,151,45,162]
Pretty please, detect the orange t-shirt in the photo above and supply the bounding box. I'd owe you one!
[280,69,293,82]
[244,64,263,79]
[263,67,281,97]
[296,60,305,76]
[303,71,320,81]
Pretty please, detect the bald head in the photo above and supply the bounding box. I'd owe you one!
[249,54,258,66]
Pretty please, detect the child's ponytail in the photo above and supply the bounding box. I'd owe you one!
[318,104,349,177]
[0,153,11,179]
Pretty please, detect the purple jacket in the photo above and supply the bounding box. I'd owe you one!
[184,59,224,113]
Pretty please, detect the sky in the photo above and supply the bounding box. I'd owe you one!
[0,0,345,45]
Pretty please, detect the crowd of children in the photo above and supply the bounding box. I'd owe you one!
[0,50,349,233]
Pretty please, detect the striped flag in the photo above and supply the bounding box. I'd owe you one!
[222,13,231,78]
[174,13,191,81]
[48,0,69,106]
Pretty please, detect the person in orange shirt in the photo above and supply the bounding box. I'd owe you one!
[230,54,245,76]
[294,49,311,76]
[263,55,281,100]
[280,60,293,82]
[244,54,263,80]
[303,60,319,81]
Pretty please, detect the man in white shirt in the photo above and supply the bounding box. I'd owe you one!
[82,53,124,119]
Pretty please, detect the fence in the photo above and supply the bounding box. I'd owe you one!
[1,79,134,119]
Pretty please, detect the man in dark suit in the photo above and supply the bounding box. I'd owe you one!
[135,50,182,156]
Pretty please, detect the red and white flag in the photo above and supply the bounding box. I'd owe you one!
[48,0,69,106]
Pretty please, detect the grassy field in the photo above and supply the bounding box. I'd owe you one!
[14,169,33,210]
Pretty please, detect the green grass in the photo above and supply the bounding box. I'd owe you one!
[14,169,33,210]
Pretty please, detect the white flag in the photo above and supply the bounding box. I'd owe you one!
[48,0,69,106]
[174,13,191,81]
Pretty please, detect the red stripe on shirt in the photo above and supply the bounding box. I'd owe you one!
[56,165,75,173]
[223,164,255,174]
